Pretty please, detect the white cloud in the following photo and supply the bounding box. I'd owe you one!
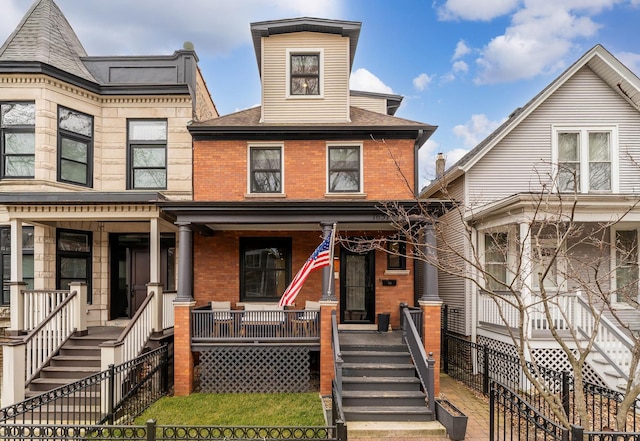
[437,0,520,21]
[452,40,471,60]
[418,139,470,188]
[440,72,456,83]
[350,68,394,94]
[0,0,343,58]
[616,51,640,76]
[472,1,618,84]
[453,114,504,148]
[413,73,434,91]
[452,60,469,73]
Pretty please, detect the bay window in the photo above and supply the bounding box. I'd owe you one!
[58,106,93,186]
[1,102,35,178]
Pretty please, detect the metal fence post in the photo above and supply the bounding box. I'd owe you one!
[562,370,570,421]
[483,345,490,395]
[336,419,347,441]
[489,384,495,441]
[427,352,436,414]
[570,425,583,441]
[107,363,115,424]
[161,343,169,393]
[147,419,156,441]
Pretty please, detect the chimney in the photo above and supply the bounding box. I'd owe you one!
[435,152,445,178]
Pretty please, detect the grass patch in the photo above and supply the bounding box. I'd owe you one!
[134,393,325,426]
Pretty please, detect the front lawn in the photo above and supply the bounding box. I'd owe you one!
[134,393,326,426]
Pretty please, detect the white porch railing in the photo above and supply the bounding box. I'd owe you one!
[162,290,176,329]
[478,290,576,335]
[23,290,73,331]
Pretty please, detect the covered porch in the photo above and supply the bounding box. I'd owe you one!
[160,200,444,396]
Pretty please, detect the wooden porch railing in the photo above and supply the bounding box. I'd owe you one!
[22,290,73,331]
[191,309,320,342]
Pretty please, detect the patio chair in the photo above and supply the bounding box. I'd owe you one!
[292,300,320,337]
[210,301,233,337]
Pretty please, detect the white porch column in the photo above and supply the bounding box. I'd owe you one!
[100,340,124,418]
[2,341,26,407]
[519,221,532,340]
[69,282,88,336]
[150,217,161,284]
[9,219,24,333]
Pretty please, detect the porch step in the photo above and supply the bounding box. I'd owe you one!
[39,365,99,379]
[348,421,446,438]
[338,331,434,423]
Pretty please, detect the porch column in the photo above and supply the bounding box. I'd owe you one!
[69,282,88,336]
[319,300,338,396]
[419,223,442,396]
[1,340,25,406]
[321,222,336,301]
[150,217,161,284]
[174,222,194,395]
[176,223,193,301]
[520,221,532,341]
[9,219,24,334]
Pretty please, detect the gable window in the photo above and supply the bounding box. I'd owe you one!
[328,145,362,193]
[249,146,282,193]
[56,229,92,303]
[554,127,617,193]
[128,120,167,189]
[58,106,93,186]
[614,229,638,306]
[386,237,406,270]
[0,226,34,305]
[240,238,291,301]
[1,102,35,178]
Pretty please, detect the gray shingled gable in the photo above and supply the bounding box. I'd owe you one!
[0,0,96,82]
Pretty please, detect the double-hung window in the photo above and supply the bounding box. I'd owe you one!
[287,49,323,97]
[57,229,92,303]
[484,232,512,291]
[128,120,167,189]
[240,238,291,301]
[328,145,362,193]
[1,102,35,178]
[554,127,617,193]
[249,146,282,193]
[614,229,639,306]
[0,226,34,305]
[58,106,93,186]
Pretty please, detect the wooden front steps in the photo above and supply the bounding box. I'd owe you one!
[339,330,436,424]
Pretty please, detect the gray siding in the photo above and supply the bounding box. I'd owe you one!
[468,66,640,205]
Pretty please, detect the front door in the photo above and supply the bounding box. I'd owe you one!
[340,248,375,323]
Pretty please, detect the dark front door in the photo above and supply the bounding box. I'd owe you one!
[340,248,375,323]
[130,249,150,316]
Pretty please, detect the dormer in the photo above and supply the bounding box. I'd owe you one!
[250,17,361,124]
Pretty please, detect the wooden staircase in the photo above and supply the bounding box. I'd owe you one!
[26,326,123,398]
[339,330,434,422]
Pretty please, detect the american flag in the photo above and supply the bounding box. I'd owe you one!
[278,232,333,307]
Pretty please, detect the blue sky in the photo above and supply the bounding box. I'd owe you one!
[2,0,639,187]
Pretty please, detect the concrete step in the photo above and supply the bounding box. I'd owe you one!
[347,421,446,439]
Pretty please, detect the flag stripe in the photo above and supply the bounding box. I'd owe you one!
[278,232,332,307]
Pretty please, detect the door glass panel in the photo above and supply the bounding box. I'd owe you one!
[345,254,366,319]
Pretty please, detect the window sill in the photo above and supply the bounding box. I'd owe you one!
[324,192,367,199]
[286,94,324,100]
[244,193,287,198]
[384,269,410,276]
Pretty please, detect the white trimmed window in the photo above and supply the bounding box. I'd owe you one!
[1,102,35,178]
[286,49,323,98]
[553,126,618,193]
[482,230,519,291]
[327,144,363,193]
[248,145,283,194]
[613,228,639,306]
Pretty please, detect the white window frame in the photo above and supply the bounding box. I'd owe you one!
[246,143,284,196]
[611,225,640,308]
[480,228,519,291]
[531,238,566,292]
[326,142,364,195]
[551,125,619,193]
[286,48,324,99]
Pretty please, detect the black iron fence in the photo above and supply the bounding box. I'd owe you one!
[0,420,342,441]
[0,344,169,425]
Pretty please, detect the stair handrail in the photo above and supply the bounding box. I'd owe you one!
[331,310,343,397]
[401,304,436,413]
[114,290,155,364]
[575,291,634,381]
[23,290,78,385]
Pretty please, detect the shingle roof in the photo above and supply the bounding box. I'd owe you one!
[0,0,96,82]
[190,105,434,130]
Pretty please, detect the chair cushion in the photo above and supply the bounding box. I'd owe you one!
[305,300,321,311]
[211,301,231,311]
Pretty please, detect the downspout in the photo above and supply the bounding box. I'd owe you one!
[413,130,423,198]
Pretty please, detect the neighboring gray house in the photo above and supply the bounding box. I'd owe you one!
[422,44,640,389]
